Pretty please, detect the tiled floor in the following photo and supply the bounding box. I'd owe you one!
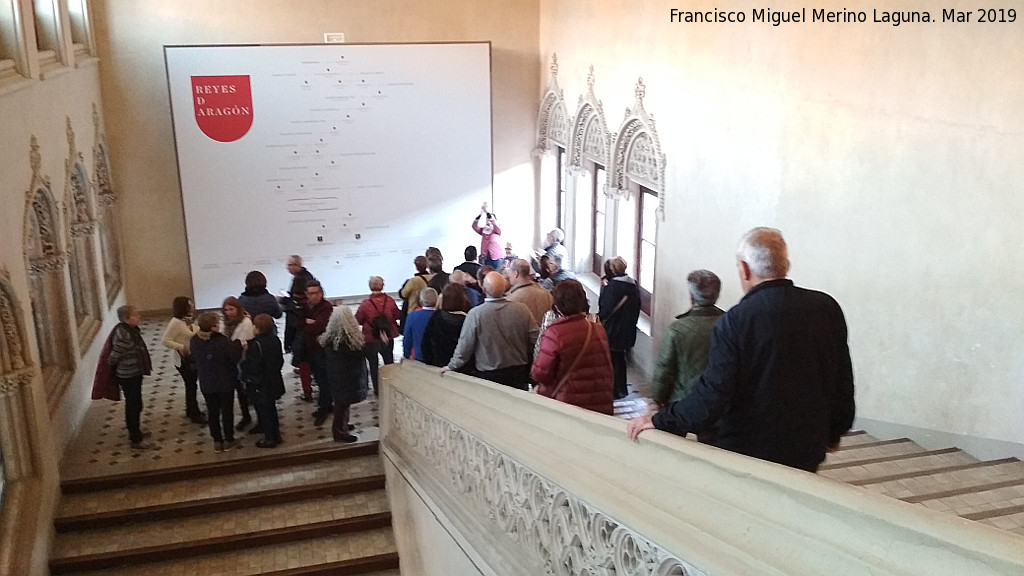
[62,315,382,480]
[62,315,651,480]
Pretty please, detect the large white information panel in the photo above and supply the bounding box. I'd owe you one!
[165,43,492,309]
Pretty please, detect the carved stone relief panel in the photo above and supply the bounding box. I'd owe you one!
[389,391,706,576]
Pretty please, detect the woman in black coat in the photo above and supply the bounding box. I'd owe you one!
[598,257,642,399]
[320,306,368,442]
[421,283,472,369]
[240,314,286,448]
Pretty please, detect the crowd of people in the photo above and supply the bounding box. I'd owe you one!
[95,218,853,474]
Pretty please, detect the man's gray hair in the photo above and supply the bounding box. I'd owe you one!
[289,254,303,265]
[737,227,790,279]
[419,287,438,308]
[510,258,531,277]
[116,305,135,323]
[687,270,721,306]
[368,276,384,291]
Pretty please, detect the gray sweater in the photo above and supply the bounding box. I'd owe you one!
[447,298,539,372]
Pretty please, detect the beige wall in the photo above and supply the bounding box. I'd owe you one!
[0,60,116,575]
[91,0,541,312]
[539,1,1024,446]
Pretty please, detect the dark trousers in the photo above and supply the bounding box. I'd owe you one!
[332,403,352,440]
[364,340,395,391]
[255,395,281,443]
[308,350,332,414]
[475,365,530,391]
[610,349,628,398]
[176,363,202,417]
[203,391,235,443]
[235,380,251,424]
[117,375,144,443]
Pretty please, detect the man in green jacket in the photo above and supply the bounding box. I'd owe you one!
[651,270,724,442]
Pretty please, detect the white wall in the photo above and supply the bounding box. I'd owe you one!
[540,1,1024,448]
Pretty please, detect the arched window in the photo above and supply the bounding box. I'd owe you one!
[568,66,610,274]
[24,136,75,406]
[535,54,571,233]
[608,79,666,315]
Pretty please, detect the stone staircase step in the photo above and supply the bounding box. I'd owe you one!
[819,449,979,484]
[901,477,1024,504]
[823,438,924,466]
[834,437,912,452]
[60,442,379,494]
[55,475,386,532]
[60,528,398,576]
[57,454,384,519]
[819,447,961,471]
[836,430,880,446]
[862,459,1024,499]
[843,457,1019,486]
[49,511,392,574]
[918,483,1024,519]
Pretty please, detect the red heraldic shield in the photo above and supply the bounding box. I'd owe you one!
[191,76,254,143]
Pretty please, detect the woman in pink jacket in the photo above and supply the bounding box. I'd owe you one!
[531,280,614,415]
[472,202,503,268]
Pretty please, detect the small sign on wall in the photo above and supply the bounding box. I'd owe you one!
[324,33,345,43]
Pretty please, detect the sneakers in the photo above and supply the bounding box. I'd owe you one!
[130,440,154,450]
[213,442,225,453]
[255,440,278,448]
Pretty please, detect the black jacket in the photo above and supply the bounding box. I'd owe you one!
[653,279,855,472]
[324,341,368,405]
[598,274,642,350]
[239,332,285,401]
[421,311,467,368]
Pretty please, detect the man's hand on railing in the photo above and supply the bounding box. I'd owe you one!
[627,414,655,442]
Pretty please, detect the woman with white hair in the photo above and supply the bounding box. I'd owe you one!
[320,306,368,442]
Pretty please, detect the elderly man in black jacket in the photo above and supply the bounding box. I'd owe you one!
[628,227,855,473]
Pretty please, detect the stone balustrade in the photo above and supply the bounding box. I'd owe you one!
[379,362,1024,575]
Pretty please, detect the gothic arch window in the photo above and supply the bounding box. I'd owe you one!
[24,136,75,407]
[535,54,572,233]
[64,117,101,348]
[568,66,610,274]
[0,271,38,490]
[608,78,666,315]
[92,104,122,306]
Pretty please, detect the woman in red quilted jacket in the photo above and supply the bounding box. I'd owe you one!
[531,280,614,415]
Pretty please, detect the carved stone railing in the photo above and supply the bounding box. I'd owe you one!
[379,362,1024,576]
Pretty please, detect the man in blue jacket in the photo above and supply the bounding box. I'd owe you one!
[628,227,855,472]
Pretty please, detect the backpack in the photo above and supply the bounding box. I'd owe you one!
[370,300,393,344]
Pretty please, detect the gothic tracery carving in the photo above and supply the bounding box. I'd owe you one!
[609,78,667,220]
[535,54,572,155]
[92,103,123,304]
[568,66,610,170]
[389,391,705,576]
[0,270,30,374]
